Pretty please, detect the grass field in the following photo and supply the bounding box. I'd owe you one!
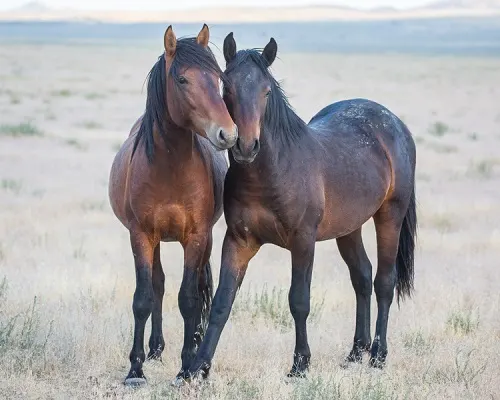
[0,41,499,399]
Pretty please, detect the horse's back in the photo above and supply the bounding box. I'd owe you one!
[310,99,414,149]
[309,98,416,188]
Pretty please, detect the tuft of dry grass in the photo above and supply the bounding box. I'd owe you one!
[51,89,73,97]
[65,138,88,151]
[428,121,450,137]
[85,92,106,100]
[446,308,479,335]
[427,213,456,233]
[80,121,103,130]
[1,179,22,194]
[425,141,458,154]
[467,159,498,179]
[233,285,325,331]
[0,122,43,137]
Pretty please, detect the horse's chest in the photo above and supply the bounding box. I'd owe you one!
[130,178,214,241]
[228,200,309,249]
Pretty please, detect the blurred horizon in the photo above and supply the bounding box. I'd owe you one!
[1,0,437,12]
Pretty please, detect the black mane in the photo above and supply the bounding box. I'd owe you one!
[132,38,226,163]
[225,49,308,148]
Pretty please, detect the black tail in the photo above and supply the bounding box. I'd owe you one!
[198,260,214,337]
[396,188,417,304]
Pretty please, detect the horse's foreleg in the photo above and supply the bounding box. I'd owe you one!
[287,233,316,378]
[176,233,210,379]
[185,231,259,380]
[147,244,165,360]
[125,230,157,386]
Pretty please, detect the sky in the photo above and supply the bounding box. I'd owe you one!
[1,0,435,12]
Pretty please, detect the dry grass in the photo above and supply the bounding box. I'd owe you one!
[0,122,42,137]
[0,42,499,399]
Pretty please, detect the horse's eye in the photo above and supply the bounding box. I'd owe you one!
[178,76,188,84]
[265,90,271,97]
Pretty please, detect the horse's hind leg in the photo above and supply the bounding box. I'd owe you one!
[370,200,406,368]
[148,244,165,360]
[336,228,373,364]
[176,233,211,379]
[125,230,157,385]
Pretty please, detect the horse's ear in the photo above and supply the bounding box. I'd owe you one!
[223,32,237,65]
[262,37,277,67]
[164,25,177,58]
[197,24,210,48]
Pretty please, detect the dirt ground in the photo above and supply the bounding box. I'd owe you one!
[0,42,499,399]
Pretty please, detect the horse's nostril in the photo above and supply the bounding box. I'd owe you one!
[252,139,260,154]
[235,137,242,152]
[218,129,226,143]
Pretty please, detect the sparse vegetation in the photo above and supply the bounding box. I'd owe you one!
[468,132,479,141]
[73,242,87,260]
[432,348,487,390]
[403,330,435,356]
[85,92,106,100]
[447,308,479,335]
[0,296,54,375]
[81,120,103,130]
[0,122,43,137]
[467,159,497,179]
[428,213,455,233]
[81,200,105,212]
[10,94,21,104]
[428,121,449,137]
[425,141,457,153]
[65,138,88,151]
[233,285,324,331]
[51,89,73,97]
[292,375,342,400]
[1,179,22,194]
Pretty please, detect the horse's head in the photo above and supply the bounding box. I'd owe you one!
[164,25,238,149]
[222,33,277,163]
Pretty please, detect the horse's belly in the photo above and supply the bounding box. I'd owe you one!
[316,186,387,241]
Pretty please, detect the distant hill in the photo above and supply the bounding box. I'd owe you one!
[422,0,500,9]
[1,0,500,23]
[11,1,51,13]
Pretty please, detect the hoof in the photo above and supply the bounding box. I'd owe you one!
[287,353,310,378]
[124,377,147,387]
[170,375,186,388]
[286,370,307,379]
[369,357,386,369]
[170,369,206,388]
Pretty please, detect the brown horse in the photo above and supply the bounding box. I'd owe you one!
[108,25,237,386]
[184,33,417,380]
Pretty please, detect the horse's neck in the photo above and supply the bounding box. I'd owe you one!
[154,122,196,162]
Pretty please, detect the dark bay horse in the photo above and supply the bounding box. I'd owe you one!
[108,25,238,386]
[185,34,416,379]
